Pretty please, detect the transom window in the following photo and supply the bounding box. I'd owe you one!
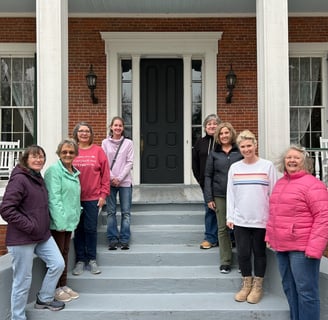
[0,56,35,147]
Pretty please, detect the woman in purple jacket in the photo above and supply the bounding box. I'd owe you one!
[266,145,328,320]
[0,145,65,319]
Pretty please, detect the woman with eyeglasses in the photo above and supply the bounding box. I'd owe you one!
[44,138,81,302]
[71,122,110,276]
[226,130,278,304]
[266,145,328,320]
[0,145,66,318]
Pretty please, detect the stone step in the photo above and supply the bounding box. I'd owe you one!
[93,244,224,266]
[99,210,204,226]
[26,292,289,320]
[66,265,243,294]
[97,224,206,245]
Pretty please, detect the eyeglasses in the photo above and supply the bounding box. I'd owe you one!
[61,150,75,155]
[78,130,90,134]
[29,155,45,160]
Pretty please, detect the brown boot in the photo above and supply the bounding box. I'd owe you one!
[247,276,264,304]
[234,276,253,302]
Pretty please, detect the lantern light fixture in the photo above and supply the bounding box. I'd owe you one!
[225,64,237,104]
[86,64,98,104]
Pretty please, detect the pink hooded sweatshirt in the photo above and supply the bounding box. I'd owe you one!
[266,170,328,259]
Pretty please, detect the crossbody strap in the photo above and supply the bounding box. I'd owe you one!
[110,137,125,170]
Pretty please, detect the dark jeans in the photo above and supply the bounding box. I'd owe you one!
[74,200,98,262]
[234,226,266,277]
[203,193,218,244]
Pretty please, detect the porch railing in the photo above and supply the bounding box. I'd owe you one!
[306,148,328,185]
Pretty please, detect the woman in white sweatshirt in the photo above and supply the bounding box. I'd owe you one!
[226,130,277,304]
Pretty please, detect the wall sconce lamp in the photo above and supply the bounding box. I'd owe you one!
[226,64,237,104]
[86,64,98,104]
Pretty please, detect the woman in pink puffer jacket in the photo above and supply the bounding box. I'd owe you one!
[266,145,328,320]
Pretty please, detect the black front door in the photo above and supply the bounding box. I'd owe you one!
[140,59,184,183]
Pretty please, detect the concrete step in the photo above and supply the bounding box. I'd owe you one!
[97,224,206,245]
[26,292,289,320]
[93,244,224,266]
[99,210,204,226]
[66,265,243,294]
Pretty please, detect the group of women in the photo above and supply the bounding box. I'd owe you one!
[193,115,328,319]
[0,116,134,320]
[1,112,328,320]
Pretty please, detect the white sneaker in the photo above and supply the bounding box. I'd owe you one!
[89,260,101,274]
[72,261,85,276]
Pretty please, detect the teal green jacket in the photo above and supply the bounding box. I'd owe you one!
[44,160,81,231]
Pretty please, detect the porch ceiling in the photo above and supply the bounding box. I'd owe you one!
[0,0,328,16]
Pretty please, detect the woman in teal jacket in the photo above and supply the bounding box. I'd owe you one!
[44,138,81,303]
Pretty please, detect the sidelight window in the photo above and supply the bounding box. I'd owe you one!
[191,60,202,146]
[121,59,132,138]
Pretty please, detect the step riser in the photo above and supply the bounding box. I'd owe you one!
[99,214,205,226]
[98,233,206,245]
[68,277,241,294]
[95,252,222,266]
[26,310,289,320]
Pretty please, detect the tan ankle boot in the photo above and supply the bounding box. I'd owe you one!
[234,276,253,302]
[247,276,264,304]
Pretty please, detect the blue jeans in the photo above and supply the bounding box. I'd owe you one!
[276,251,320,320]
[203,195,218,244]
[74,200,98,262]
[8,237,65,320]
[106,186,132,244]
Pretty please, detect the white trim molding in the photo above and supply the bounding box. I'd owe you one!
[101,31,222,185]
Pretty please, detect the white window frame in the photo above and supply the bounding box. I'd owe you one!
[289,43,328,138]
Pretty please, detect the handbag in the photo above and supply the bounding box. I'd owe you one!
[110,137,125,170]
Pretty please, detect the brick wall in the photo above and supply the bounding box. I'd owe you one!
[2,16,327,145]
[67,17,259,141]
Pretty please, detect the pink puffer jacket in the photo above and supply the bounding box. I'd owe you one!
[266,170,328,259]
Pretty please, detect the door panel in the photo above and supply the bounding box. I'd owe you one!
[140,59,183,183]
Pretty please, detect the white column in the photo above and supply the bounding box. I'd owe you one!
[36,0,68,168]
[256,0,290,161]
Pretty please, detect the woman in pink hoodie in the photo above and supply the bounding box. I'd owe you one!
[266,145,328,320]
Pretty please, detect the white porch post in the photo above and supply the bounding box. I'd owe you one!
[36,0,68,168]
[256,0,290,161]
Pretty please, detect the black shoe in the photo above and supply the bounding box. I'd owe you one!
[120,243,130,250]
[220,265,231,274]
[108,242,118,250]
[34,296,65,311]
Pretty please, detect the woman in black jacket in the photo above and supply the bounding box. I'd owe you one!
[204,122,243,273]
[192,114,220,249]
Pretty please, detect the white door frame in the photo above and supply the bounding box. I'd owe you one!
[101,32,222,185]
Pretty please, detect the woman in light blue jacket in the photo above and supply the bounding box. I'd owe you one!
[44,138,81,303]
